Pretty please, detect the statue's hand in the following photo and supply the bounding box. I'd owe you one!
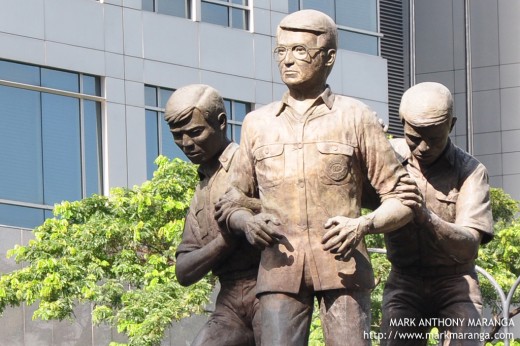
[394,176,430,225]
[215,188,261,227]
[244,213,283,250]
[322,216,371,260]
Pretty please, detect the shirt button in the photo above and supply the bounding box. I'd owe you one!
[297,143,303,149]
[332,145,338,151]
[298,180,304,188]
[264,148,269,154]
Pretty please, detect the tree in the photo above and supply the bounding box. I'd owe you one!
[0,156,213,346]
[477,188,520,342]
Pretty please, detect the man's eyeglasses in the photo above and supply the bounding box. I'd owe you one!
[273,45,325,62]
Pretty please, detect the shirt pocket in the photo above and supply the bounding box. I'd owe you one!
[254,144,285,188]
[317,142,354,185]
[434,190,458,221]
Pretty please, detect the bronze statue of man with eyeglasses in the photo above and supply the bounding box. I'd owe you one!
[218,9,416,345]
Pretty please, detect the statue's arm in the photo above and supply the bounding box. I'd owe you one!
[175,213,237,286]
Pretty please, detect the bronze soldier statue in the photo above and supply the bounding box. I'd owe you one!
[166,84,261,346]
[381,82,494,345]
[219,10,416,346]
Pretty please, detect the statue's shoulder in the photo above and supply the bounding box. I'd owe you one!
[333,94,377,119]
[389,138,410,163]
[244,101,283,125]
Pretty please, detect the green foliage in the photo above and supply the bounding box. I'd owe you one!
[490,188,519,223]
[309,301,324,346]
[0,157,213,346]
[478,188,520,312]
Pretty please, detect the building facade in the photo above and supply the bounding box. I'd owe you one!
[0,0,390,344]
[411,0,520,200]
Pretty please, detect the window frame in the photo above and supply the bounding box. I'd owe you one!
[0,61,104,226]
[142,0,253,31]
[289,0,383,55]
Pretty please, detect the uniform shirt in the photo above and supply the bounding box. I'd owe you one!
[386,138,493,270]
[176,143,261,279]
[231,87,409,294]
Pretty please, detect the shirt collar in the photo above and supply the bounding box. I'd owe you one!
[219,142,239,171]
[197,142,239,179]
[275,85,335,116]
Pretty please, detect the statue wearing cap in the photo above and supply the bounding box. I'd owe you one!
[168,84,262,346]
[380,82,494,345]
[220,9,417,346]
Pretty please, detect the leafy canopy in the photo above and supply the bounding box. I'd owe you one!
[0,157,212,346]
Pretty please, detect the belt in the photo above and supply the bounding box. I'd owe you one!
[218,268,258,282]
[392,263,475,277]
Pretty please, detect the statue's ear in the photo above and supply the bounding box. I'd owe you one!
[217,112,227,132]
[325,49,336,67]
[450,117,457,133]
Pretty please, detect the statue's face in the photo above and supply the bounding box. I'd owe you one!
[276,29,327,91]
[404,120,452,166]
[169,108,224,165]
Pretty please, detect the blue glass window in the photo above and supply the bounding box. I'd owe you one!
[200,0,250,30]
[226,99,249,144]
[289,0,380,55]
[201,2,229,27]
[0,60,40,85]
[41,68,79,93]
[0,86,43,204]
[142,0,190,18]
[144,85,187,178]
[0,60,103,229]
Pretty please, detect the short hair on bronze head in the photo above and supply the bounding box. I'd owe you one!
[399,82,453,127]
[277,9,338,50]
[164,84,226,127]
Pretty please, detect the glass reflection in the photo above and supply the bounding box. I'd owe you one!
[84,101,102,197]
[0,59,40,85]
[157,0,187,17]
[335,0,377,31]
[83,75,101,96]
[159,88,174,109]
[146,110,159,179]
[0,204,45,229]
[41,68,79,93]
[302,0,334,19]
[339,30,378,55]
[231,8,247,29]
[42,94,82,205]
[145,85,158,107]
[201,2,228,26]
[0,86,43,203]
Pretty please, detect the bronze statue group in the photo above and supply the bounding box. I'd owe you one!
[167,10,493,346]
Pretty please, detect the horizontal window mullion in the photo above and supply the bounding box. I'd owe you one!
[337,25,383,38]
[145,106,165,112]
[0,199,53,211]
[201,0,250,11]
[0,79,105,102]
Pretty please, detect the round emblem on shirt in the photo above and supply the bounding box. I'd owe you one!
[326,158,349,181]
